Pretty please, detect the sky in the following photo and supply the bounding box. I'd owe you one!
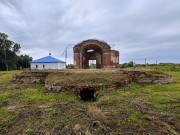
[0,0,180,64]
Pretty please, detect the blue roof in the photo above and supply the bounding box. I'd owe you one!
[31,56,65,63]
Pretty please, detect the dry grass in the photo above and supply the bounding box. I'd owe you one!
[0,69,179,134]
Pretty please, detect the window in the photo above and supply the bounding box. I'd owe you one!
[36,65,38,68]
[43,65,45,68]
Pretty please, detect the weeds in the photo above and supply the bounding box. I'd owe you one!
[0,69,180,134]
[128,111,148,126]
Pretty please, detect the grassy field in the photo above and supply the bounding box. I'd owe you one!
[0,68,179,134]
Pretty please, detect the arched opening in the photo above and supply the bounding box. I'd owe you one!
[73,39,119,69]
[82,45,103,69]
[80,88,96,101]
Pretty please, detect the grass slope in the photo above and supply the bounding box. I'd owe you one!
[0,69,179,134]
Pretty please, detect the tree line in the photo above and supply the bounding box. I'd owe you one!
[0,32,32,71]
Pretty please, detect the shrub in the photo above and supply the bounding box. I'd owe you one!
[121,61,135,68]
[66,64,75,69]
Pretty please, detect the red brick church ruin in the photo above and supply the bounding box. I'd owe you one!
[73,39,119,69]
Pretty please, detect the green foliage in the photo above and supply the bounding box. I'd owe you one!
[0,92,10,103]
[0,32,21,71]
[0,69,180,134]
[89,63,96,69]
[0,107,18,130]
[16,85,77,104]
[0,32,33,71]
[137,63,180,72]
[17,55,33,69]
[0,71,22,83]
[121,61,135,68]
[66,64,75,69]
[128,111,148,125]
[96,87,105,99]
[146,84,180,111]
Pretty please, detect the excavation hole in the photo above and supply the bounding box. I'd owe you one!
[80,88,96,101]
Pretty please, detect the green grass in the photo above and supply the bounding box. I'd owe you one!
[0,84,78,106]
[0,92,10,103]
[0,71,22,83]
[0,69,180,134]
[16,85,77,105]
[128,111,148,125]
[0,107,14,122]
[0,107,19,131]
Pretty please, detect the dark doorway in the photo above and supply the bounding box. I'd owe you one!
[83,47,103,69]
[80,88,96,101]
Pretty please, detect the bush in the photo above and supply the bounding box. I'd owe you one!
[66,64,75,69]
[121,61,135,68]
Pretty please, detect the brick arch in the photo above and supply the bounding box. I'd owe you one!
[82,44,104,69]
[73,39,119,69]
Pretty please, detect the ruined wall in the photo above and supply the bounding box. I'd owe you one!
[103,52,111,68]
[12,70,173,102]
[13,70,173,98]
[73,39,119,69]
[12,72,49,84]
[74,53,80,69]
[110,50,119,68]
[131,71,173,84]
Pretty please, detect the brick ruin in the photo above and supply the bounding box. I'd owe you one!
[73,39,119,69]
[12,70,173,101]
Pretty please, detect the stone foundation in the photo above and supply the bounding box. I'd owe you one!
[12,72,49,84]
[12,70,173,99]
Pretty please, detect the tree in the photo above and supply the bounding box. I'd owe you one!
[0,32,21,71]
[66,64,75,69]
[17,55,33,69]
[121,61,136,68]
[127,61,134,67]
[0,33,8,70]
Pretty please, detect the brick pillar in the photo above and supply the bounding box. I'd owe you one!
[96,53,102,69]
[110,50,119,68]
[103,52,111,68]
[74,53,80,69]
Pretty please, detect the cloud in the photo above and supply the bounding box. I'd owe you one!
[0,0,180,64]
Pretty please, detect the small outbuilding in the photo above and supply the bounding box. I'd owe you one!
[30,54,66,70]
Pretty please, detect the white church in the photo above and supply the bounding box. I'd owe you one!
[30,53,66,70]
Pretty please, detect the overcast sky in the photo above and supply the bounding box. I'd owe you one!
[0,0,180,64]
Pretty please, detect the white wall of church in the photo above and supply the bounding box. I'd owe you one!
[31,62,66,70]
